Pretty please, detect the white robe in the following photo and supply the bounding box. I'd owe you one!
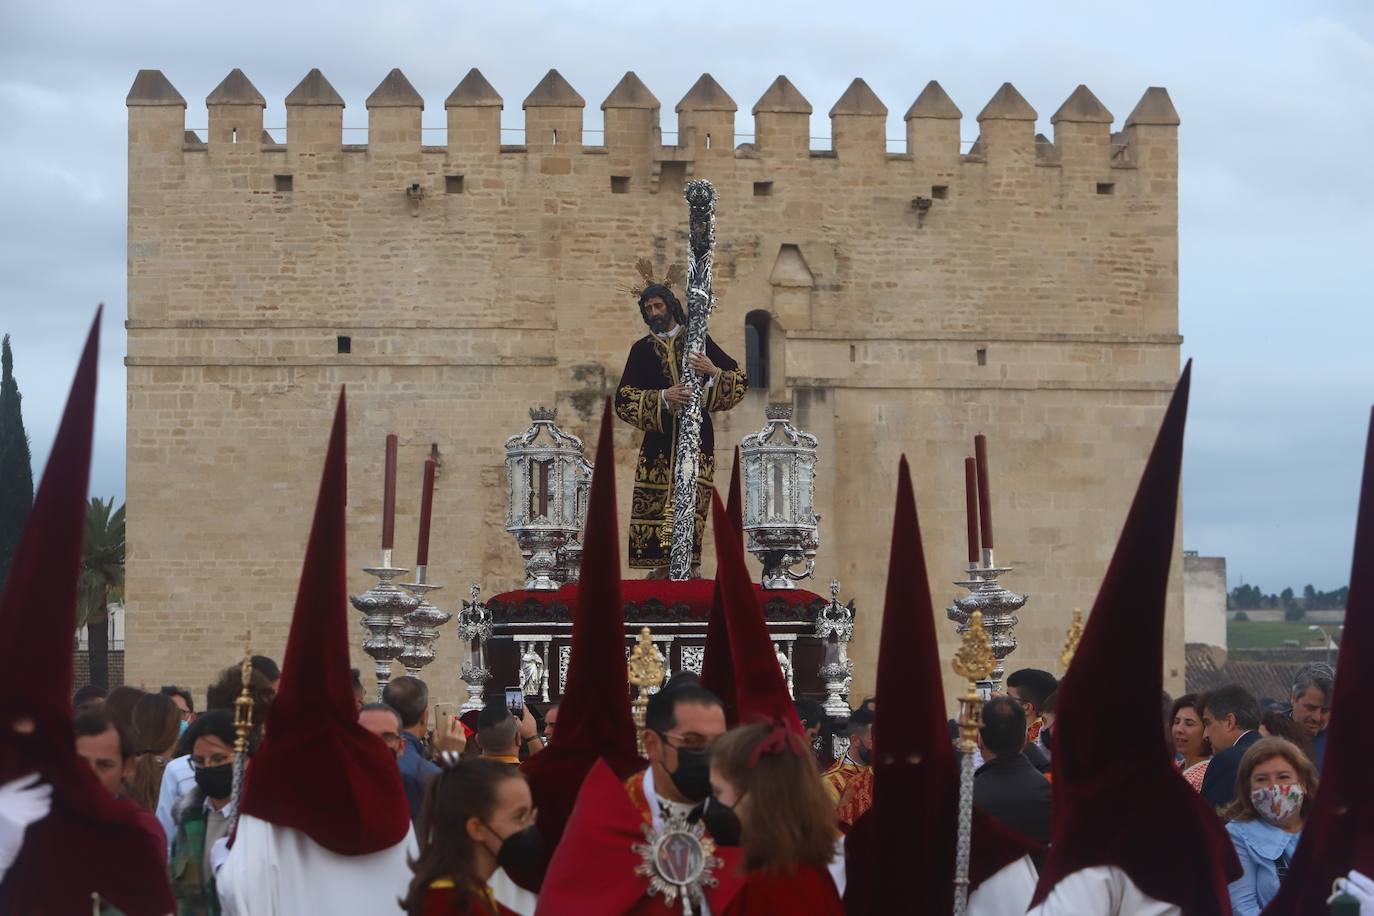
[969,855,1039,916]
[1026,866,1180,916]
[216,813,416,915]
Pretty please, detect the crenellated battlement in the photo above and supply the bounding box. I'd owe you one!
[127,67,1177,178]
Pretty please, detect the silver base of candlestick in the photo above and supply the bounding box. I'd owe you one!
[398,577,452,676]
[947,560,1029,695]
[815,579,856,717]
[350,554,421,699]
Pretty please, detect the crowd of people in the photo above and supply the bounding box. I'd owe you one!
[4,322,1374,916]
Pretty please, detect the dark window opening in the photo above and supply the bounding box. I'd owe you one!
[754,181,773,197]
[551,128,558,145]
[337,335,351,354]
[274,174,293,192]
[611,176,630,194]
[231,127,238,144]
[705,132,712,150]
[932,185,948,199]
[744,310,770,389]
[1096,182,1115,195]
[976,347,987,366]
[446,175,464,194]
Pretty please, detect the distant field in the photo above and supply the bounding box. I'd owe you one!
[1227,621,1331,649]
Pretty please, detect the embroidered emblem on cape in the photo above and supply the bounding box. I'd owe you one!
[633,808,722,913]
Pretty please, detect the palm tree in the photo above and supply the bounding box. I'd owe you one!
[78,497,125,689]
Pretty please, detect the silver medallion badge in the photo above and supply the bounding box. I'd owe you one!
[633,809,722,914]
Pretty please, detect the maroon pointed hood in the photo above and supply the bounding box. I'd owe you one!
[239,390,411,855]
[843,457,1034,914]
[521,399,641,850]
[710,490,801,731]
[1032,363,1240,913]
[699,447,741,723]
[0,311,176,916]
[1264,408,1374,912]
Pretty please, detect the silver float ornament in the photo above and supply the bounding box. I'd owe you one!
[350,548,421,699]
[505,407,591,590]
[634,808,723,915]
[947,549,1029,695]
[552,451,592,584]
[398,566,452,676]
[457,584,494,712]
[815,580,855,719]
[741,404,820,589]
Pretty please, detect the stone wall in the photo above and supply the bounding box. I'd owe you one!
[124,68,1183,709]
[1183,552,1228,649]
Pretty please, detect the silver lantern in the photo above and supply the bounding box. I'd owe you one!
[505,407,590,590]
[740,403,820,589]
[552,452,593,584]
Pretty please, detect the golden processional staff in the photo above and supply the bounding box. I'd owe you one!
[952,611,996,916]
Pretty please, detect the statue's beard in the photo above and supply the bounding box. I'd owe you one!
[646,314,673,334]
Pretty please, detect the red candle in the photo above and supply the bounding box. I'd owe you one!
[974,434,994,551]
[382,434,398,550]
[963,457,981,564]
[416,458,436,567]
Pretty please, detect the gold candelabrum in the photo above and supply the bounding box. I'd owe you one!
[627,626,668,756]
[951,611,996,916]
[1060,607,1085,673]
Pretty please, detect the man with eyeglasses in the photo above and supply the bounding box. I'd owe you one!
[625,676,729,839]
[359,702,429,826]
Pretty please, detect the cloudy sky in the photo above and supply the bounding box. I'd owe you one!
[1,0,1370,593]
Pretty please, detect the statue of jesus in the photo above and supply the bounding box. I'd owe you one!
[614,283,747,577]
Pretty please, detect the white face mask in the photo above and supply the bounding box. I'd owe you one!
[1251,784,1304,825]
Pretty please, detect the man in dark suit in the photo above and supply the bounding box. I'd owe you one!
[1199,684,1262,810]
[973,696,1052,849]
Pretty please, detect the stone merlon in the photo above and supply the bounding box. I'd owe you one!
[977,82,1037,122]
[523,69,585,109]
[206,69,265,108]
[366,68,424,109]
[286,69,345,107]
[753,76,812,115]
[677,74,737,113]
[127,70,186,107]
[829,78,887,117]
[446,69,503,109]
[1051,84,1113,124]
[601,72,659,111]
[1126,87,1181,127]
[905,81,962,120]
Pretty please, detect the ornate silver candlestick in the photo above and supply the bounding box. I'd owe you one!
[815,579,855,718]
[457,583,494,712]
[350,549,421,699]
[947,549,1028,695]
[398,565,452,676]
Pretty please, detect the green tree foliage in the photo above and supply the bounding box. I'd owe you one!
[1229,582,1349,612]
[0,334,34,588]
[79,497,125,689]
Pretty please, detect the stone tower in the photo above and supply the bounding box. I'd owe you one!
[124,68,1183,705]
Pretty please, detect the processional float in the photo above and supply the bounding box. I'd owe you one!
[349,180,1055,776]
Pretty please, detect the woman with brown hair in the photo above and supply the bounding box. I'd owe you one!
[1221,737,1319,915]
[1258,710,1314,759]
[126,690,180,811]
[709,720,844,915]
[402,756,542,916]
[1169,693,1212,791]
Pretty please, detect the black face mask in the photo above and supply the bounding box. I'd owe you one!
[696,797,741,847]
[666,745,713,802]
[1040,725,1053,749]
[854,741,872,766]
[194,762,234,800]
[494,824,545,874]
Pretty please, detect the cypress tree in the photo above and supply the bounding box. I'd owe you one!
[0,334,34,587]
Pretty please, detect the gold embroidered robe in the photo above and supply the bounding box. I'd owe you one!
[614,331,746,570]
